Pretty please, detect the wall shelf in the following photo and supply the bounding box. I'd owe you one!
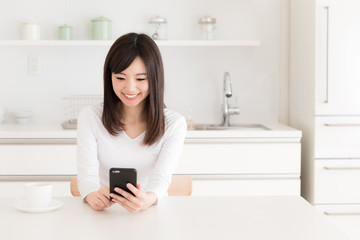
[0,40,261,47]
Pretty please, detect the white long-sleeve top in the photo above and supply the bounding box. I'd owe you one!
[76,104,187,202]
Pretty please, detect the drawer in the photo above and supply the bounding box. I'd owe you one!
[315,117,360,158]
[175,142,301,174]
[191,177,300,196]
[315,204,360,240]
[314,160,360,204]
[0,144,77,175]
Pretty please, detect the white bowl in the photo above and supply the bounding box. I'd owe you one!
[14,111,33,124]
[15,117,32,124]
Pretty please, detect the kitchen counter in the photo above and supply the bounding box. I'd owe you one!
[0,122,301,140]
[0,196,348,240]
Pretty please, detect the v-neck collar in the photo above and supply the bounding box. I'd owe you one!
[122,130,146,141]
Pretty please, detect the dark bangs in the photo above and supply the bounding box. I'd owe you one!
[108,39,138,74]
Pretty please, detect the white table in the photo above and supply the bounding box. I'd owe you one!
[0,196,349,240]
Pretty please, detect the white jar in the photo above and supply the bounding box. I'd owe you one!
[22,21,41,40]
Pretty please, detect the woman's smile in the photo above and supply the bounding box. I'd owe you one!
[123,92,141,100]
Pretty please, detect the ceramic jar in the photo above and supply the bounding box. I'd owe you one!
[59,24,73,40]
[22,21,41,40]
[91,16,112,40]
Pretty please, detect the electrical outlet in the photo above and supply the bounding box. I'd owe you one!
[28,55,40,75]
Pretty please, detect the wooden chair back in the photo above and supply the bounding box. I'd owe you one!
[70,175,192,197]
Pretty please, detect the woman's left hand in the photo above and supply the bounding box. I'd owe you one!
[110,183,158,213]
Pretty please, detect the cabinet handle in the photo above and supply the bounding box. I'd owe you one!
[324,211,360,216]
[324,6,329,104]
[324,123,360,127]
[323,166,360,170]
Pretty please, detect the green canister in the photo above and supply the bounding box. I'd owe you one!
[59,24,73,40]
[91,16,112,40]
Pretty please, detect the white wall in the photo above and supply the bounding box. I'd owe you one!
[0,0,289,125]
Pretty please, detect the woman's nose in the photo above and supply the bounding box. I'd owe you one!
[125,79,137,92]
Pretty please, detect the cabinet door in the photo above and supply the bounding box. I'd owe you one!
[315,204,360,240]
[192,178,300,196]
[0,144,77,175]
[314,117,360,158]
[315,0,360,115]
[314,159,360,204]
[175,142,301,174]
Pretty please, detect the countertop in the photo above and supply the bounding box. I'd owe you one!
[0,122,302,140]
[0,196,348,240]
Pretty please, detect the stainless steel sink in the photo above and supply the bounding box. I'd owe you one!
[192,123,271,131]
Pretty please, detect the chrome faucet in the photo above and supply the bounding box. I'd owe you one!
[221,72,240,126]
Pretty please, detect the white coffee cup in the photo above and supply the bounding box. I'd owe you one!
[19,183,53,208]
[0,108,9,123]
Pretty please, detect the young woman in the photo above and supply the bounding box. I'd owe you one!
[76,33,187,212]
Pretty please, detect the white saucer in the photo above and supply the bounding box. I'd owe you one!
[14,199,63,213]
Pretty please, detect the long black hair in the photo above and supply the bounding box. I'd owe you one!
[102,33,165,145]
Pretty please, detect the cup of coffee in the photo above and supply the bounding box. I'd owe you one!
[19,183,53,208]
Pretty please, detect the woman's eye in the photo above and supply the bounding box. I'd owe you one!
[116,77,125,80]
[137,78,146,81]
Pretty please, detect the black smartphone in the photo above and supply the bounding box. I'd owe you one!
[109,168,137,201]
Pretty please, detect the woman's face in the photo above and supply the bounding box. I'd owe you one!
[112,57,150,109]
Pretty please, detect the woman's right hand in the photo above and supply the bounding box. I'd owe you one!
[84,186,114,211]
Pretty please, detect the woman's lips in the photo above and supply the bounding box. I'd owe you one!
[123,93,140,100]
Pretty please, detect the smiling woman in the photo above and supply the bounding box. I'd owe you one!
[111,57,150,110]
[76,33,187,212]
[103,33,166,145]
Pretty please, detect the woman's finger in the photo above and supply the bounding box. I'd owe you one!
[114,187,138,202]
[99,187,111,199]
[112,198,136,213]
[97,191,112,207]
[127,183,143,198]
[110,191,141,211]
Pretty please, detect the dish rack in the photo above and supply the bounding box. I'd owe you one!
[62,95,103,129]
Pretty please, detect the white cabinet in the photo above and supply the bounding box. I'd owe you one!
[314,159,360,204]
[314,117,360,158]
[0,142,76,197]
[191,178,299,196]
[291,0,360,202]
[314,0,360,115]
[315,205,360,240]
[176,142,300,174]
[0,126,301,197]
[0,144,77,175]
[290,0,360,239]
[176,138,301,196]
